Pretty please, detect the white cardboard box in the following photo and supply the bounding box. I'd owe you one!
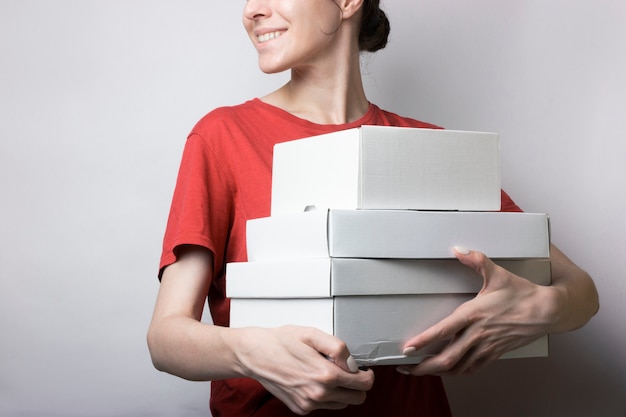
[246,209,551,262]
[271,126,501,214]
[227,257,550,365]
[226,258,552,298]
[229,296,548,366]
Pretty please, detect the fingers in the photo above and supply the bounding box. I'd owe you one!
[402,247,492,352]
[304,327,360,374]
[401,316,478,375]
[402,299,472,353]
[398,249,503,376]
[397,349,499,377]
[302,328,374,394]
[400,332,493,376]
[273,365,373,415]
[398,312,502,377]
[399,248,546,376]
[323,352,359,374]
[260,326,374,413]
[286,393,365,416]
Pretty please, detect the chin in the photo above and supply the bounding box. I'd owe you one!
[258,64,290,75]
[257,57,293,75]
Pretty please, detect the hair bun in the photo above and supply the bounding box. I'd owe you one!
[359,2,390,52]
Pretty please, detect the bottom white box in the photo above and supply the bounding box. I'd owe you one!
[229,296,548,366]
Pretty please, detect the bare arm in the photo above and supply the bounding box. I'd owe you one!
[397,243,599,376]
[545,244,599,333]
[147,246,238,380]
[147,245,375,414]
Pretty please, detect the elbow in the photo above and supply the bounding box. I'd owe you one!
[573,270,600,330]
[550,267,600,333]
[579,267,600,320]
[146,323,167,373]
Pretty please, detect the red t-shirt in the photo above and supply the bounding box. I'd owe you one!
[160,98,521,416]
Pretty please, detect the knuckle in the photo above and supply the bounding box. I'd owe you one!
[437,326,451,339]
[460,304,483,324]
[299,326,317,338]
[440,356,458,370]
[475,251,489,263]
[315,367,338,386]
[472,252,490,273]
[294,401,313,415]
[327,339,348,355]
[306,384,329,403]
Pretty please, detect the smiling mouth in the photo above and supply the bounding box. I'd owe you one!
[258,31,284,43]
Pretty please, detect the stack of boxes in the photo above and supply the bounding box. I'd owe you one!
[226,126,551,366]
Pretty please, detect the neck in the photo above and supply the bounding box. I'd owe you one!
[261,51,369,125]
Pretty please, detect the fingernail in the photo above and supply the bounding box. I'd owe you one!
[454,246,471,255]
[403,347,417,356]
[347,355,359,373]
[396,366,411,375]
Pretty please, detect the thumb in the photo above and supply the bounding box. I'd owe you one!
[326,353,360,374]
[454,246,498,293]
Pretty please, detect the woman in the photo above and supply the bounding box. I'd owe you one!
[147,1,599,415]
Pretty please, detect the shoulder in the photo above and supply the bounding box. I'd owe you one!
[190,100,260,133]
[183,99,274,155]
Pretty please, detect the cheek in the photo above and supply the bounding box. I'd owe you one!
[313,2,342,34]
[242,20,253,41]
[287,2,340,36]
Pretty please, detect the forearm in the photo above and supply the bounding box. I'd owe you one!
[147,315,246,381]
[545,244,599,334]
[148,314,376,415]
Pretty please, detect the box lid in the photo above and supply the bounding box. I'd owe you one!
[246,209,551,261]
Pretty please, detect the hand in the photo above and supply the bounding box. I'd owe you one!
[235,325,375,415]
[397,247,555,376]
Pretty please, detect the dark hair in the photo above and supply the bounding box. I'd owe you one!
[358,0,390,52]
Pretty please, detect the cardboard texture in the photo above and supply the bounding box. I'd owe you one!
[246,209,551,262]
[227,257,551,364]
[271,126,501,214]
[229,296,548,365]
[226,258,552,298]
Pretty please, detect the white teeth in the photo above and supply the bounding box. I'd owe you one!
[258,31,283,43]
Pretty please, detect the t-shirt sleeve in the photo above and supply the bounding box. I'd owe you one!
[159,132,234,278]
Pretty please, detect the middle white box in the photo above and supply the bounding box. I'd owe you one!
[226,258,552,298]
[246,209,551,262]
[271,125,501,214]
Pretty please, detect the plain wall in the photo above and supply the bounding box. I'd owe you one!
[0,1,623,416]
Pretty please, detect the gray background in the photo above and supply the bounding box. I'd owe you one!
[1,1,624,416]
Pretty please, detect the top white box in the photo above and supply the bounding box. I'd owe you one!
[271,126,501,214]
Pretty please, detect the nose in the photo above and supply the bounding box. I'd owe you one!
[243,0,271,21]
